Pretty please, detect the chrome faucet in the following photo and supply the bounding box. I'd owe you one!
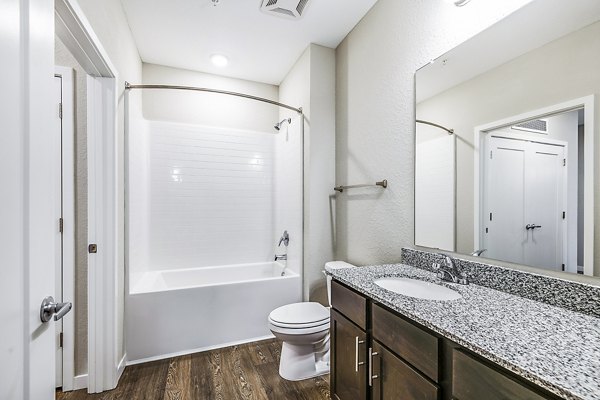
[432,254,469,285]
[470,249,487,257]
[278,230,289,247]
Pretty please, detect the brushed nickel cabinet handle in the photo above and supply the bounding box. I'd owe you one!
[355,336,366,372]
[369,347,379,387]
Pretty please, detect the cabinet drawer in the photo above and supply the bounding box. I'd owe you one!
[331,280,367,330]
[452,350,549,400]
[372,304,439,382]
[372,340,439,400]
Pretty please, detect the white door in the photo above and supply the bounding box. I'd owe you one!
[0,1,66,399]
[524,142,565,269]
[483,136,566,270]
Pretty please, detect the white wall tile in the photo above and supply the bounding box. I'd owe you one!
[146,121,276,270]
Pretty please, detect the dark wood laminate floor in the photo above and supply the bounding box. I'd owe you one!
[57,339,330,400]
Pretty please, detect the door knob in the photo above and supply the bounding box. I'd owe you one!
[40,296,72,323]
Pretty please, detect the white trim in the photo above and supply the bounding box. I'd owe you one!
[54,66,77,392]
[117,354,127,382]
[55,0,122,393]
[54,0,116,78]
[474,95,595,275]
[73,374,88,391]
[126,335,275,366]
[87,76,119,393]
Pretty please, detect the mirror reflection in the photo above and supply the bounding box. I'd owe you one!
[415,0,600,277]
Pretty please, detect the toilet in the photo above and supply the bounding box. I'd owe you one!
[268,261,355,381]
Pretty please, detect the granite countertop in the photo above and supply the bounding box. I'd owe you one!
[326,263,600,400]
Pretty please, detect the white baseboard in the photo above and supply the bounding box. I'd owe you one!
[73,374,88,391]
[117,353,127,381]
[126,334,275,366]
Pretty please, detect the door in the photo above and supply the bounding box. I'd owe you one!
[0,0,60,399]
[330,309,368,400]
[484,136,565,270]
[370,341,439,400]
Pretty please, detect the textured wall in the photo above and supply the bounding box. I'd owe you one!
[335,0,534,266]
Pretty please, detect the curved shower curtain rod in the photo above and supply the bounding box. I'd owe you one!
[416,119,454,135]
[125,82,303,114]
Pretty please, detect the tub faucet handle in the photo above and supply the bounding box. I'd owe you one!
[278,230,289,247]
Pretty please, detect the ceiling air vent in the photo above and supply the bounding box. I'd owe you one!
[260,0,311,20]
[511,119,549,134]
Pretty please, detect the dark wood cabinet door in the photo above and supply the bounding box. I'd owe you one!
[372,304,439,382]
[452,350,550,400]
[371,341,440,400]
[330,309,368,400]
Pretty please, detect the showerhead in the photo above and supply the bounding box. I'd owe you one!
[274,118,292,131]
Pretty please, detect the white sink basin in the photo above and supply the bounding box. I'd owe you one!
[374,277,462,301]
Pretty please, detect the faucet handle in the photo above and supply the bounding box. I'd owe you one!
[278,230,290,247]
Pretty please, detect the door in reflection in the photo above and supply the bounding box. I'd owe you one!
[483,136,566,271]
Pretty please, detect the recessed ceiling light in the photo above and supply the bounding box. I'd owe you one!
[210,54,229,67]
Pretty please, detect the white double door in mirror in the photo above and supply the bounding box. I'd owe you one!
[483,136,566,271]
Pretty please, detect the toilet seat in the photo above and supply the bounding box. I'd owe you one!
[268,319,330,335]
[269,302,330,331]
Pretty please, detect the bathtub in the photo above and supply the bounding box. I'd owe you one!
[126,261,301,363]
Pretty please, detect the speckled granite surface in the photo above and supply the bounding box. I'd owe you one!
[402,248,600,318]
[326,263,600,400]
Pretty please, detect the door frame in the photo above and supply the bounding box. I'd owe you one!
[54,66,77,390]
[55,0,122,393]
[474,95,595,276]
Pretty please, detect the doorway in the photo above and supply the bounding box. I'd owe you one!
[482,135,567,270]
[478,106,586,273]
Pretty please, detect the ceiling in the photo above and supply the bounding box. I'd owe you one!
[120,0,378,85]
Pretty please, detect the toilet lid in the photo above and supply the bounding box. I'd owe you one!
[269,302,329,327]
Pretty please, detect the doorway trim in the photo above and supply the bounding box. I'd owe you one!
[54,66,76,391]
[474,95,595,276]
[55,0,122,393]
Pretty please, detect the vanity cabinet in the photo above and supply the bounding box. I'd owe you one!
[330,279,559,400]
[330,309,368,400]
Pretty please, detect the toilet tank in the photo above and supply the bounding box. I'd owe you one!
[325,261,356,307]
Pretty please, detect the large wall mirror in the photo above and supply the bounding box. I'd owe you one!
[415,0,600,277]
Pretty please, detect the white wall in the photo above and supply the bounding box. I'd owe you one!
[142,63,278,133]
[279,44,336,303]
[335,0,555,266]
[75,0,143,371]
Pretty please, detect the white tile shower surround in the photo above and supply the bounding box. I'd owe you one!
[147,121,276,270]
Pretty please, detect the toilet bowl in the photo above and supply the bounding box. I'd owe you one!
[268,261,355,381]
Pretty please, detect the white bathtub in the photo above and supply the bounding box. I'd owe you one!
[126,262,301,363]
